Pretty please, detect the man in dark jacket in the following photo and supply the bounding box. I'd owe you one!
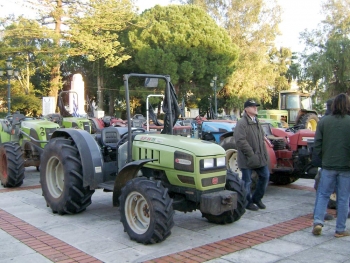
[234,99,270,211]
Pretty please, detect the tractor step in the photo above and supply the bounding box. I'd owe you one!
[98,181,114,191]
[272,167,293,173]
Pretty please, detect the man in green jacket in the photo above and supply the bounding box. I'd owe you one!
[234,99,270,211]
[313,93,350,237]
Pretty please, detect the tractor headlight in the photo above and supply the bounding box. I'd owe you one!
[200,156,226,173]
[203,158,214,168]
[174,151,194,172]
[217,157,225,167]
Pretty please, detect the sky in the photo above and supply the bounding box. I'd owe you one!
[0,0,324,53]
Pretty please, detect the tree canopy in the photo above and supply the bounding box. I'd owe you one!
[300,0,350,98]
[126,4,239,99]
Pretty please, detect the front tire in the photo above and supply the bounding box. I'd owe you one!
[119,177,174,244]
[40,137,94,214]
[298,113,319,131]
[202,169,246,224]
[0,142,25,187]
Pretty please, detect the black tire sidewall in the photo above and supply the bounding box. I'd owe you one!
[40,137,93,214]
[119,177,174,244]
[0,142,25,187]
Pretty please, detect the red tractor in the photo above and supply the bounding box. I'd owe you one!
[221,123,318,185]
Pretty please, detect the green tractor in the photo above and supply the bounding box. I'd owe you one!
[45,90,91,132]
[258,90,319,131]
[39,73,247,244]
[0,113,60,187]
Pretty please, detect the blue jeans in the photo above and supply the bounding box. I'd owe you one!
[241,165,270,206]
[314,169,350,232]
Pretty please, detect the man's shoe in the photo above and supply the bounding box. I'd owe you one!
[312,224,322,236]
[246,203,259,211]
[334,231,350,238]
[324,213,334,221]
[254,200,266,209]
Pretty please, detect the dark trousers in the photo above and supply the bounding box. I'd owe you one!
[241,165,270,205]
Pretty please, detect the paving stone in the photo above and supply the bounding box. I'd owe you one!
[220,248,282,263]
[252,239,307,257]
[94,247,146,263]
[288,247,349,263]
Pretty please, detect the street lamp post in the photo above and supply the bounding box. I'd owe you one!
[0,57,19,116]
[210,75,224,118]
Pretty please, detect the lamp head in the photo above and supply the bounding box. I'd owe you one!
[6,57,13,68]
[14,68,19,77]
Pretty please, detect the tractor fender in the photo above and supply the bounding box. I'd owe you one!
[219,131,234,144]
[113,159,156,207]
[50,129,103,188]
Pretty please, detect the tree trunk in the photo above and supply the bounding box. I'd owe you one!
[109,89,114,116]
[50,0,63,111]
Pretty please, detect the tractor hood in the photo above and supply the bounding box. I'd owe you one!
[21,119,60,130]
[134,133,225,156]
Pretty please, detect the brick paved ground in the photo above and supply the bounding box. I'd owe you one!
[1,181,336,263]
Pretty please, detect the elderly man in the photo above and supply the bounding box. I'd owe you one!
[234,99,270,211]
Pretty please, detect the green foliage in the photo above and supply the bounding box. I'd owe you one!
[180,0,283,113]
[11,94,42,116]
[68,0,135,67]
[127,5,238,99]
[300,0,350,98]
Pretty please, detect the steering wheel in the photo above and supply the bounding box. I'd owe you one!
[285,124,302,133]
[117,128,146,148]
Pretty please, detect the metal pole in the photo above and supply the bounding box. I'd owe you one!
[7,76,11,116]
[214,81,217,117]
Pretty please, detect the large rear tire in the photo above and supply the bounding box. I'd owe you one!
[298,113,319,131]
[40,137,94,214]
[202,169,246,224]
[0,142,25,187]
[119,177,174,244]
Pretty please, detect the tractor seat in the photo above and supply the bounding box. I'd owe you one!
[101,127,121,150]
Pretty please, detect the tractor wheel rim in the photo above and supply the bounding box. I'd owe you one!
[307,119,317,131]
[46,156,64,198]
[125,191,150,234]
[226,149,242,179]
